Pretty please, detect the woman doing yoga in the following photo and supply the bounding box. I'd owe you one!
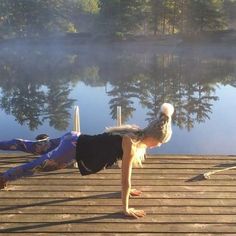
[0,103,174,218]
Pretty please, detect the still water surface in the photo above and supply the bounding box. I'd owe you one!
[0,42,236,155]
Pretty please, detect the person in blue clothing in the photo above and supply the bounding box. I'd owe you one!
[0,103,174,219]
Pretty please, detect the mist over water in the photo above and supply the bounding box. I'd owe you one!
[0,41,236,155]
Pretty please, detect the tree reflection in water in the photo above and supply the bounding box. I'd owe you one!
[0,46,77,130]
[0,44,235,131]
[104,51,235,130]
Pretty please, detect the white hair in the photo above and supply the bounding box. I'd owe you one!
[161,103,174,117]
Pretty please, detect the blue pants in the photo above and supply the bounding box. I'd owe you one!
[1,131,80,182]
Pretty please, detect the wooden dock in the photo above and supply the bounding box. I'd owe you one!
[1,153,236,235]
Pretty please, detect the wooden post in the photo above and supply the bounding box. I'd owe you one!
[72,106,80,168]
[117,106,122,126]
[116,106,122,168]
[73,106,80,133]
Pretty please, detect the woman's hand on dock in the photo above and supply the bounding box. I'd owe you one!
[130,188,142,197]
[124,208,146,219]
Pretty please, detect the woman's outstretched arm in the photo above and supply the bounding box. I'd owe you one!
[121,135,146,218]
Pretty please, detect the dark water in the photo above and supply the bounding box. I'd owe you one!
[0,42,236,155]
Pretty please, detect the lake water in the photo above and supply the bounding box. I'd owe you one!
[0,41,236,155]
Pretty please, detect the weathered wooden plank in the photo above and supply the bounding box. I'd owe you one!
[147,159,236,163]
[2,158,236,165]
[149,155,236,160]
[2,191,236,199]
[3,172,236,183]
[0,153,33,158]
[4,184,236,192]
[0,153,235,159]
[1,198,236,206]
[2,158,236,164]
[1,163,235,169]
[5,179,236,186]
[0,233,232,236]
[1,205,236,215]
[0,154,235,164]
[97,168,236,174]
[1,213,236,223]
[10,173,236,180]
[2,234,233,236]
[1,222,236,233]
[3,167,236,175]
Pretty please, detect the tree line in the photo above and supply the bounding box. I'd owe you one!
[0,0,236,39]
